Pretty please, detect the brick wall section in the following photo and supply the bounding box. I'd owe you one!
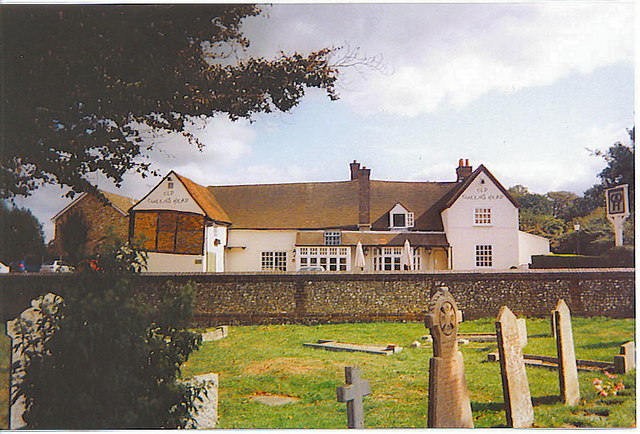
[54,194,129,254]
[0,269,634,325]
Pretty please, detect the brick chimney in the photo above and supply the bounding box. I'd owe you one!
[350,161,371,230]
[456,159,473,182]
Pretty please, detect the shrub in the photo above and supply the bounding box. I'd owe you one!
[12,244,202,429]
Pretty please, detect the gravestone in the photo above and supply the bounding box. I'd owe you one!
[517,318,528,348]
[495,306,534,428]
[184,373,219,429]
[336,366,371,428]
[6,293,63,429]
[553,299,580,405]
[202,326,228,342]
[424,287,474,428]
[614,341,635,374]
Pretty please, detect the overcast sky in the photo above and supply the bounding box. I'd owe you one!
[13,2,635,241]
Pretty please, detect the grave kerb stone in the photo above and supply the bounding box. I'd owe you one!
[613,341,635,374]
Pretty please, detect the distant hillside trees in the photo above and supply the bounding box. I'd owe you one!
[511,127,634,255]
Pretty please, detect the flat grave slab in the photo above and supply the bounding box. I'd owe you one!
[487,352,611,372]
[250,394,300,406]
[303,339,402,355]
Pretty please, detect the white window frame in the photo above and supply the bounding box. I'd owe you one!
[261,251,287,271]
[475,245,493,267]
[474,208,492,226]
[389,204,415,229]
[373,247,421,271]
[324,231,342,246]
[297,247,349,271]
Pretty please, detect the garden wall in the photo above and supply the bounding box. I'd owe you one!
[0,269,634,325]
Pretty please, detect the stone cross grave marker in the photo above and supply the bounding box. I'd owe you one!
[424,287,474,428]
[336,366,371,428]
[495,306,534,428]
[553,299,580,406]
[614,341,635,374]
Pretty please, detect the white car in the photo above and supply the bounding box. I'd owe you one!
[0,262,9,274]
[40,260,74,273]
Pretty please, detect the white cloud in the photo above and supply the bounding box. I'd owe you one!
[244,3,633,117]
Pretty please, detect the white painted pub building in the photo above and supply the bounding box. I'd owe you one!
[129,160,549,273]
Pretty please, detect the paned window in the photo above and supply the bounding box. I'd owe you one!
[475,245,493,267]
[261,251,287,271]
[324,231,342,246]
[297,246,349,271]
[474,208,492,225]
[390,211,415,229]
[373,247,421,271]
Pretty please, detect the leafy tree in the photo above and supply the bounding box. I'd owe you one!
[546,191,579,221]
[57,211,90,264]
[12,243,203,429]
[0,202,45,265]
[2,5,344,199]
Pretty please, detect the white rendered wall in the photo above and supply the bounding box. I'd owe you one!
[132,172,204,215]
[204,224,228,272]
[145,252,204,272]
[518,230,550,266]
[225,230,297,272]
[442,174,519,270]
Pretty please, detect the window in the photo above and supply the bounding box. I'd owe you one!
[261,251,287,271]
[297,246,349,271]
[373,247,421,271]
[392,213,406,227]
[475,245,493,267]
[324,231,342,246]
[474,208,492,225]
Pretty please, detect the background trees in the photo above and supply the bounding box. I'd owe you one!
[511,127,634,255]
[0,202,46,267]
[2,5,342,200]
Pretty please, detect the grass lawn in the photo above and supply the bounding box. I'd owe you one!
[1,317,635,428]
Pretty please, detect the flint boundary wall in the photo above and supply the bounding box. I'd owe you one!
[0,269,634,325]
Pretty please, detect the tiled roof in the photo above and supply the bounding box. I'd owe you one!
[174,173,231,224]
[296,231,449,247]
[100,190,136,215]
[209,180,460,230]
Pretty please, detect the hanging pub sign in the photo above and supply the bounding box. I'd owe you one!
[605,184,630,218]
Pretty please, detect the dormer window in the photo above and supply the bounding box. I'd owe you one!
[389,203,414,229]
[324,231,341,246]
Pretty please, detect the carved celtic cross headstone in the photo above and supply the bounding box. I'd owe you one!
[424,287,473,428]
[553,299,580,406]
[495,306,534,427]
[336,366,371,428]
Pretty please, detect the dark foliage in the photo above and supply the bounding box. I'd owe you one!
[57,211,90,264]
[12,243,203,429]
[0,201,46,265]
[1,5,340,199]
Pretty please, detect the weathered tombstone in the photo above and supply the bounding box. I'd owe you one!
[6,293,63,429]
[553,299,580,405]
[336,366,371,428]
[614,341,635,374]
[202,325,228,342]
[517,318,528,348]
[495,306,534,428]
[424,287,474,428]
[184,373,219,429]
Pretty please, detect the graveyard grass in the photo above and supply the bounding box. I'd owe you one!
[0,317,635,428]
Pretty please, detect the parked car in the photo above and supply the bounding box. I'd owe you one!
[0,262,9,274]
[40,260,74,273]
[298,266,325,272]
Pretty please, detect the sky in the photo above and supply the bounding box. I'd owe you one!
[12,2,636,241]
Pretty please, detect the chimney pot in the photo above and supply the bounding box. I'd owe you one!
[459,158,464,167]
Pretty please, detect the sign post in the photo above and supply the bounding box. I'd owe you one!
[605,184,630,247]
